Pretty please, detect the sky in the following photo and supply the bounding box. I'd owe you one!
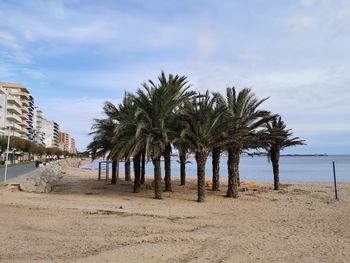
[0,0,349,154]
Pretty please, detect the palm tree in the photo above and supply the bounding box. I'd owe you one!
[161,73,192,192]
[100,101,121,184]
[265,116,305,190]
[211,146,221,191]
[174,138,190,186]
[87,117,118,183]
[109,96,144,193]
[173,104,191,186]
[216,87,272,198]
[163,143,172,191]
[141,147,146,184]
[134,71,194,199]
[182,92,227,202]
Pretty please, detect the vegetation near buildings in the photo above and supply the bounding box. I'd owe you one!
[0,136,74,164]
[88,71,305,202]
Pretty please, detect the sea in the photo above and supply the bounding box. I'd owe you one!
[81,155,350,183]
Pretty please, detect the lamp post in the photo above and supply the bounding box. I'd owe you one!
[4,126,11,183]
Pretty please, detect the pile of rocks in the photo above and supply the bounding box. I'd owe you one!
[19,158,80,193]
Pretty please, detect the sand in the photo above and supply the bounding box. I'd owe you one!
[0,163,349,263]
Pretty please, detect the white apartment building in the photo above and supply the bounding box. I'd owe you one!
[33,107,45,146]
[0,83,34,141]
[0,90,22,137]
[42,118,60,148]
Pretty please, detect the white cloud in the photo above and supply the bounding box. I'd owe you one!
[0,30,19,49]
[0,30,31,64]
[288,16,318,32]
[238,52,263,61]
[22,68,46,80]
[300,0,320,7]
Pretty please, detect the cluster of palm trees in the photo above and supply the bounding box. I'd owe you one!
[88,71,305,202]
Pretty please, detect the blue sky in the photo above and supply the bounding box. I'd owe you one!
[0,0,349,153]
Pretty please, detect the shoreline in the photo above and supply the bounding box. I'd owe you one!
[0,165,349,262]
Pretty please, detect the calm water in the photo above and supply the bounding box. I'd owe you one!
[81,155,350,183]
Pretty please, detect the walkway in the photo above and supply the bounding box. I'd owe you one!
[0,163,38,182]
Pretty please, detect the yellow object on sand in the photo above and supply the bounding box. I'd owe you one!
[206,180,212,187]
[250,181,255,189]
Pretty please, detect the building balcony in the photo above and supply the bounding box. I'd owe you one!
[7,95,22,107]
[5,123,22,131]
[20,93,30,100]
[21,98,29,105]
[7,113,22,123]
[20,120,27,127]
[12,131,22,138]
[21,107,29,114]
[21,114,29,120]
[7,104,22,115]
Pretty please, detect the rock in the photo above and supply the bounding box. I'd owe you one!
[19,158,81,193]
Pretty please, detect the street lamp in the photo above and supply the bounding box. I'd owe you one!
[3,126,11,183]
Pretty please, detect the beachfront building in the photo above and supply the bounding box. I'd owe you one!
[42,118,59,148]
[0,82,34,140]
[0,89,22,137]
[70,138,76,154]
[59,132,77,153]
[33,107,45,146]
[59,132,69,152]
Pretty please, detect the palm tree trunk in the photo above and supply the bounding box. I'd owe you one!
[125,158,131,181]
[180,152,186,186]
[271,150,280,190]
[195,152,208,202]
[141,148,146,185]
[234,148,241,188]
[164,144,172,192]
[212,147,220,191]
[133,153,141,193]
[152,156,162,199]
[226,146,238,198]
[111,159,117,184]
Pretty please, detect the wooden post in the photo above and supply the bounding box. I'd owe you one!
[98,162,101,181]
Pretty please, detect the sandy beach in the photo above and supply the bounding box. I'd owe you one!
[0,163,349,263]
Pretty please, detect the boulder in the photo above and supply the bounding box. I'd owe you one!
[19,158,80,193]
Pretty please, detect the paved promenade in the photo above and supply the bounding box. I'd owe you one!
[0,163,38,182]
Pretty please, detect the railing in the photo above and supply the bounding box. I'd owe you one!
[7,104,22,115]
[6,113,22,123]
[7,95,22,107]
